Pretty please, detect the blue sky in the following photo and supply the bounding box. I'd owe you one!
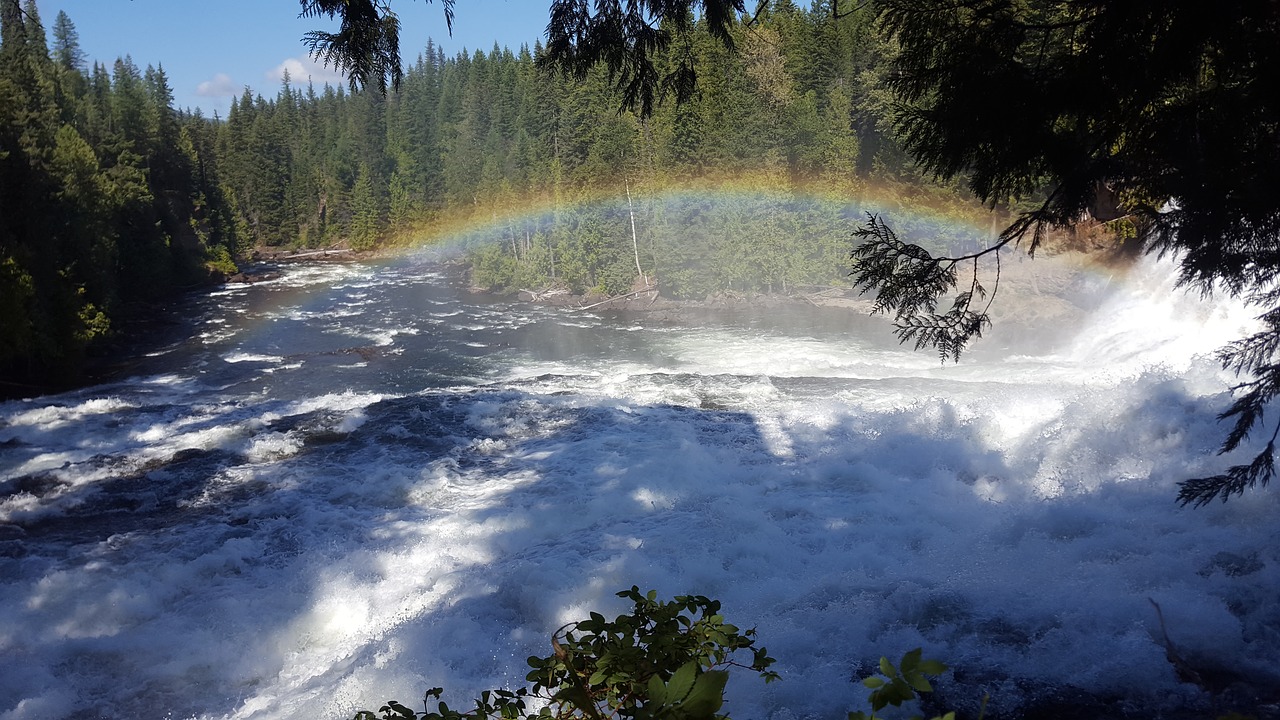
[34,0,553,117]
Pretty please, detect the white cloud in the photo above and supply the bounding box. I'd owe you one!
[195,72,236,98]
[268,56,347,87]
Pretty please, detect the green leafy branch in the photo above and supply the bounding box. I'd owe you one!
[354,587,779,720]
[849,649,976,720]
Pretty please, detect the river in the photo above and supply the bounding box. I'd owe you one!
[1,252,1277,719]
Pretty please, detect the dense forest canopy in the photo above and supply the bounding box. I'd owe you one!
[0,0,242,392]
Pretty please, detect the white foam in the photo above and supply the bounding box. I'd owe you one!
[224,353,285,364]
[2,396,136,433]
[0,255,1275,720]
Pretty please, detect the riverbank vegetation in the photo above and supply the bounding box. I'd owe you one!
[353,588,960,720]
[0,0,242,392]
[1,0,1012,392]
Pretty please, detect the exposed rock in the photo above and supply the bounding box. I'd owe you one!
[227,269,283,284]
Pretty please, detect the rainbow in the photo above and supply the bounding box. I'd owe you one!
[388,175,996,254]
[375,173,1130,290]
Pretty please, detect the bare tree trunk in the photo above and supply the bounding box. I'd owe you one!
[626,175,645,285]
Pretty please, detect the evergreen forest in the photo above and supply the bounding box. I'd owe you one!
[0,0,995,393]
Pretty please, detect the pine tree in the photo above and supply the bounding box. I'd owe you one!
[50,10,83,70]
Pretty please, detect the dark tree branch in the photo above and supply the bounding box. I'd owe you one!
[850,213,1004,363]
[298,0,455,91]
[1178,439,1277,507]
[742,0,770,27]
[832,0,873,20]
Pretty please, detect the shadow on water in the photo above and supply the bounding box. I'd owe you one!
[0,385,859,717]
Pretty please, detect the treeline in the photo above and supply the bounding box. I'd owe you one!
[1,0,988,391]
[0,0,241,391]
[210,0,985,297]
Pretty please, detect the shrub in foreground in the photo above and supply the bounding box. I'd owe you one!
[354,588,956,720]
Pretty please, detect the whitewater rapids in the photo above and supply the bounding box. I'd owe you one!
[1,252,1277,719]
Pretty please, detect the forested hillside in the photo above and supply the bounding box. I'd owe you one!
[0,0,241,392]
[1,0,993,392]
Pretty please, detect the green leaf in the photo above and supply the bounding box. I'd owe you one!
[553,686,594,712]
[680,670,728,718]
[862,677,886,689]
[900,649,922,673]
[647,673,668,705]
[886,679,916,705]
[385,701,416,719]
[917,660,948,675]
[668,661,697,701]
[879,657,896,678]
[907,674,933,693]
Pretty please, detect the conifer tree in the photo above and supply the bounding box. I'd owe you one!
[50,10,83,70]
[349,161,383,250]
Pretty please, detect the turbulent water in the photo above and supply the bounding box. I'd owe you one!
[1,253,1278,720]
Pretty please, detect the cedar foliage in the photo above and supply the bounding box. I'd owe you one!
[300,0,455,92]
[856,0,1280,505]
